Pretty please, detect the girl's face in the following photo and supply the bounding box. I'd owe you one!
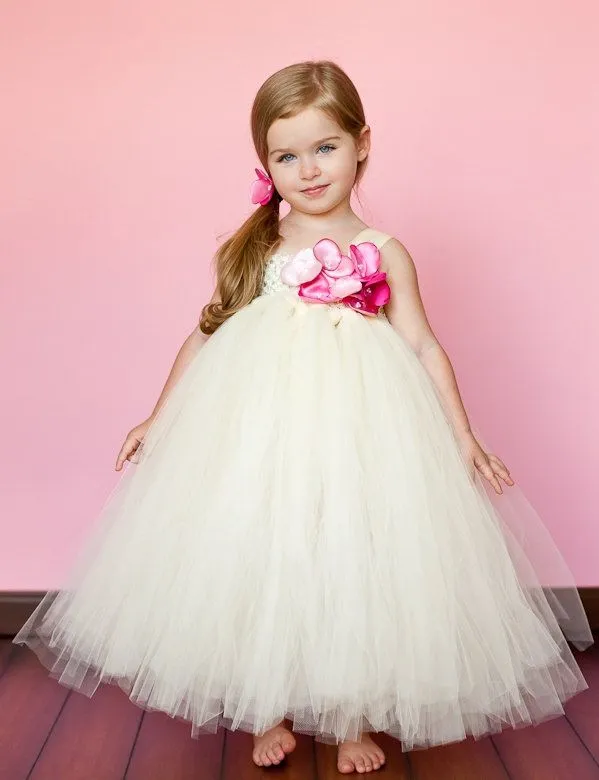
[266,106,369,214]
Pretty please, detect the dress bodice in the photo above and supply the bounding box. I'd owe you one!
[259,251,296,297]
[257,228,394,301]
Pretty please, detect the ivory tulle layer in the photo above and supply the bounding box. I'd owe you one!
[14,290,593,750]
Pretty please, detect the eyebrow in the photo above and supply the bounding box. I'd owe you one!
[269,136,342,157]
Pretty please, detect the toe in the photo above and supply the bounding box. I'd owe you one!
[356,757,366,773]
[276,743,286,760]
[368,750,380,768]
[261,750,272,766]
[338,758,355,774]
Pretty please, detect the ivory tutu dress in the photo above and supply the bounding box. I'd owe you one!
[14,227,593,750]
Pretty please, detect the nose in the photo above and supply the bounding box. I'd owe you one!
[299,158,321,180]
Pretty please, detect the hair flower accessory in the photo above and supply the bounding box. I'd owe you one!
[250,168,274,205]
[280,239,391,316]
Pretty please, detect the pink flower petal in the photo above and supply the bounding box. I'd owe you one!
[298,274,334,302]
[280,249,322,286]
[364,279,391,307]
[343,294,380,316]
[313,239,345,272]
[342,274,391,315]
[361,271,387,286]
[329,276,363,298]
[349,242,380,277]
[250,179,273,205]
[323,255,357,279]
[250,168,274,205]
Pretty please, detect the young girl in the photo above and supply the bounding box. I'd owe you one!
[14,60,593,775]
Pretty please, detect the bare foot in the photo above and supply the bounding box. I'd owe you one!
[337,734,386,774]
[252,722,297,767]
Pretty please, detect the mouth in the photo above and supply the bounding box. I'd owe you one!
[301,184,330,196]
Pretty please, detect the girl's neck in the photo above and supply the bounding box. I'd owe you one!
[280,201,359,235]
[276,221,369,258]
[278,207,368,254]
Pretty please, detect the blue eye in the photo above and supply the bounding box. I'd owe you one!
[276,144,337,163]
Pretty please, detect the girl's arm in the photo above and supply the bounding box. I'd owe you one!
[147,325,210,420]
[115,287,219,470]
[147,288,218,421]
[380,239,473,440]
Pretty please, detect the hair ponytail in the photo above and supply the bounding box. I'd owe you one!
[199,190,282,335]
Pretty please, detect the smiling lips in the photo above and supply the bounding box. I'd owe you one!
[302,184,329,195]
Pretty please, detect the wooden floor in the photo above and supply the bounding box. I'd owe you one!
[0,637,598,780]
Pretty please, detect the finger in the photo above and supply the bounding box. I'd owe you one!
[115,449,127,471]
[488,453,510,472]
[115,437,137,470]
[488,454,514,484]
[490,462,514,486]
[129,438,145,465]
[485,472,503,493]
[477,461,502,494]
[116,452,131,471]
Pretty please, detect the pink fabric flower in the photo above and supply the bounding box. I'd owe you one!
[343,273,391,315]
[250,168,274,205]
[280,239,390,316]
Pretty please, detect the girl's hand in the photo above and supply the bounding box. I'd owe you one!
[457,432,515,494]
[115,417,154,471]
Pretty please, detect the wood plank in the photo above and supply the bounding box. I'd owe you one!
[222,724,315,779]
[0,647,70,780]
[315,732,411,778]
[408,736,509,779]
[124,711,224,780]
[492,714,599,780]
[563,645,599,764]
[28,681,143,780]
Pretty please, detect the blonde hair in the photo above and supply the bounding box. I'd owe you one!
[199,60,369,335]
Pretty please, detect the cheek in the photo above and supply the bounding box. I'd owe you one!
[327,150,357,178]
[340,149,359,171]
[272,167,294,191]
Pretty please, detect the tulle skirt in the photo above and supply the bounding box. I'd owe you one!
[14,289,593,750]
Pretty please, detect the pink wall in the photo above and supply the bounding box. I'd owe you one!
[1,0,597,588]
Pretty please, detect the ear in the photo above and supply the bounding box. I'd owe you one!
[356,125,371,161]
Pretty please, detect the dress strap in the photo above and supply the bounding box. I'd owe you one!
[352,228,394,250]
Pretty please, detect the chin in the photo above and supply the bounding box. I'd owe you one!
[290,191,345,214]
